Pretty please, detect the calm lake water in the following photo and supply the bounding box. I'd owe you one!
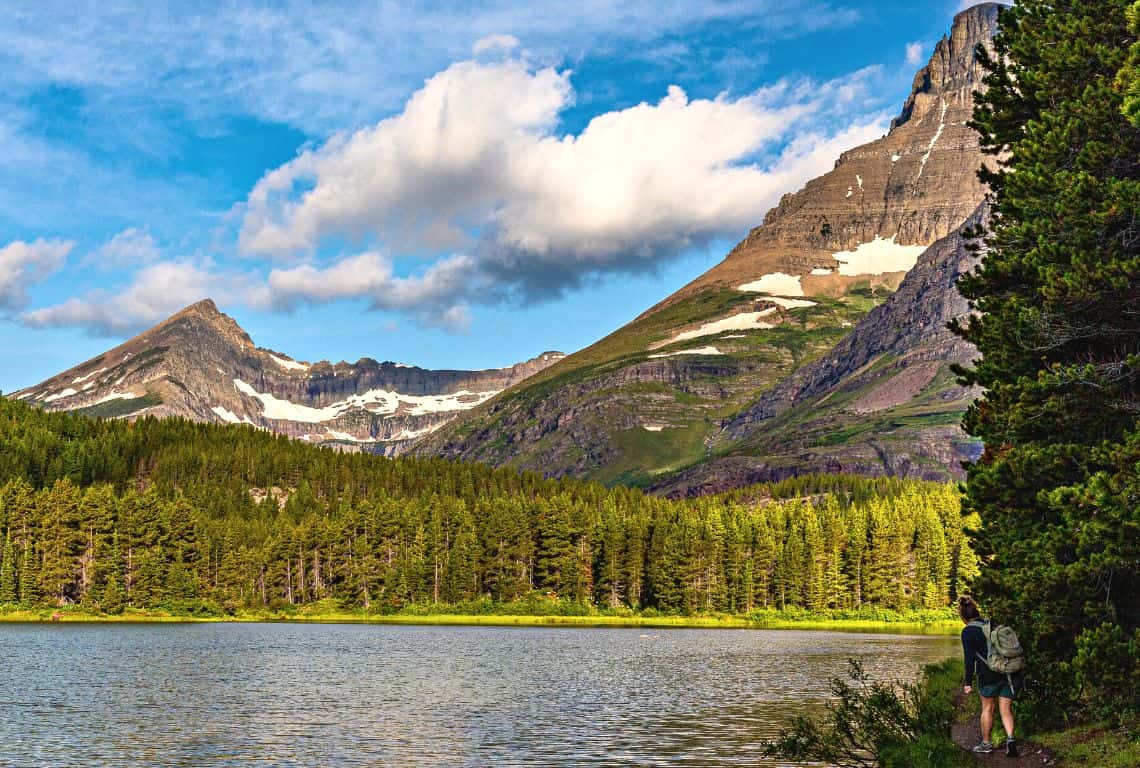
[0,623,956,767]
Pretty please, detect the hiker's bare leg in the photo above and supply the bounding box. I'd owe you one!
[999,696,1015,739]
[980,695,996,743]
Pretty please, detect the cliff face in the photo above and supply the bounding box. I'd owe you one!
[12,299,563,453]
[420,5,1000,489]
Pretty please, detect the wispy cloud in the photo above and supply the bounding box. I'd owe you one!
[0,1,860,133]
[22,259,266,336]
[0,239,73,310]
[82,228,161,270]
[906,41,926,66]
[268,252,479,331]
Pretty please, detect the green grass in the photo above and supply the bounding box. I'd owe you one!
[920,651,1140,767]
[0,604,961,633]
[596,421,711,486]
[73,391,163,419]
[1036,725,1140,767]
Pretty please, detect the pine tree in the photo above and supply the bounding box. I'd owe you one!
[0,530,17,604]
[18,542,39,606]
[100,531,125,615]
[956,0,1140,721]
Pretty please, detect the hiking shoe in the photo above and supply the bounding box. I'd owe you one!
[1005,739,1019,758]
[972,741,995,753]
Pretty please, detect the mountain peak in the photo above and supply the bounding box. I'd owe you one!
[892,2,1002,130]
[152,298,253,349]
[176,298,221,317]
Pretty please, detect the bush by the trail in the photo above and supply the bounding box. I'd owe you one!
[765,658,969,768]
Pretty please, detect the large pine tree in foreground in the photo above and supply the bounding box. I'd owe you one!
[955,0,1140,722]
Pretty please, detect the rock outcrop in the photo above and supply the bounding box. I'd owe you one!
[12,299,563,453]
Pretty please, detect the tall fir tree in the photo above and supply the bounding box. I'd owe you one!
[956,0,1140,721]
[0,529,17,604]
[18,541,39,606]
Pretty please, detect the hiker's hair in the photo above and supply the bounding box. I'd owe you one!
[958,595,981,622]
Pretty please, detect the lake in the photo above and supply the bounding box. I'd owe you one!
[0,623,957,767]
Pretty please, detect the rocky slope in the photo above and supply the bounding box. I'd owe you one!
[11,299,563,453]
[420,4,1000,488]
[649,205,988,497]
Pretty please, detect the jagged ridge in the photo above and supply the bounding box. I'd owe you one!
[12,299,564,453]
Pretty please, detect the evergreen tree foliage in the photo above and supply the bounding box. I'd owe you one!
[0,529,17,603]
[956,0,1140,722]
[19,540,39,606]
[0,398,971,617]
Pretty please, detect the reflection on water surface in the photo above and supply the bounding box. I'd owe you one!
[0,624,956,767]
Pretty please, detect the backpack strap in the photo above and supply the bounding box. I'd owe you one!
[969,619,992,669]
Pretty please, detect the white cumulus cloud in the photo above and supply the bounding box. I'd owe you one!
[240,56,887,309]
[84,228,161,269]
[22,260,266,336]
[267,252,478,331]
[0,238,72,310]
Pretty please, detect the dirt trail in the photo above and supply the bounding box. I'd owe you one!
[951,690,1056,766]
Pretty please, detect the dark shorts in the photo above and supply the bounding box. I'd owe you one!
[979,674,1023,700]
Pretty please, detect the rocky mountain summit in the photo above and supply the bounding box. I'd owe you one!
[12,299,563,453]
[657,2,999,307]
[422,4,1000,490]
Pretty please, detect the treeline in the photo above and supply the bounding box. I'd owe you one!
[0,398,974,614]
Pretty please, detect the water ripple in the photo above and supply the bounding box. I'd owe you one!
[0,624,956,767]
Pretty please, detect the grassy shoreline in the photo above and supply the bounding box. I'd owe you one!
[0,606,961,634]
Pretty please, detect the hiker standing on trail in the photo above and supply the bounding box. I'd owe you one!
[959,595,1024,758]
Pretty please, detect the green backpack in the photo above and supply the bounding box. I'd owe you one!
[972,619,1026,674]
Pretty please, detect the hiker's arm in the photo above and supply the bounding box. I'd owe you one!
[962,626,978,688]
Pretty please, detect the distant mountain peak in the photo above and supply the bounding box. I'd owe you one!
[12,301,563,453]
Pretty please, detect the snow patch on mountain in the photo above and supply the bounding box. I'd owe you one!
[211,405,256,425]
[649,346,724,359]
[325,429,376,443]
[266,353,310,372]
[44,388,78,403]
[665,310,778,346]
[916,99,948,181]
[93,391,139,405]
[233,378,499,423]
[71,367,107,385]
[738,272,804,296]
[831,236,928,276]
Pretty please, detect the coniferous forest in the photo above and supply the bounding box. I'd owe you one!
[0,398,973,617]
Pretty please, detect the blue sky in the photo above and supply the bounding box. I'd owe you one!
[0,1,989,392]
